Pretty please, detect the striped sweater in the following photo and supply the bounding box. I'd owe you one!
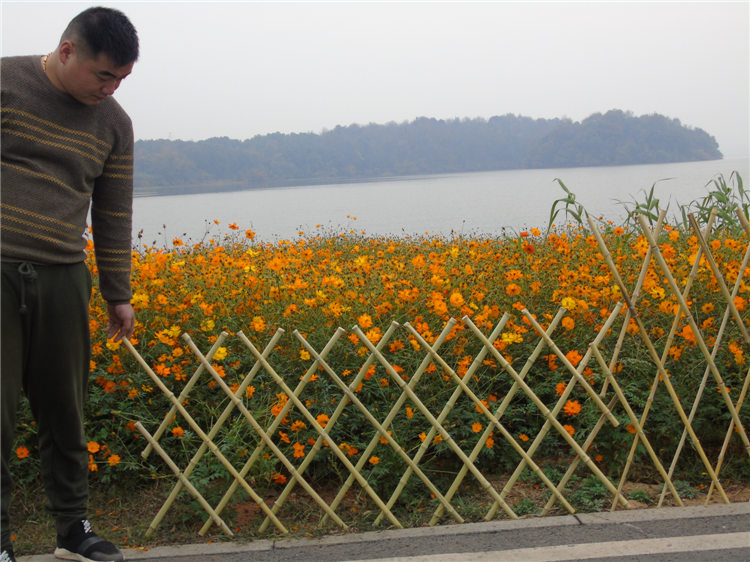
[1,55,134,303]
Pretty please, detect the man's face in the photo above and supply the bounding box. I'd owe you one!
[58,43,134,105]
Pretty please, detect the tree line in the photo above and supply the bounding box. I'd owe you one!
[134,109,722,195]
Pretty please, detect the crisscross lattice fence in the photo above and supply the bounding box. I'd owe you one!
[125,211,749,537]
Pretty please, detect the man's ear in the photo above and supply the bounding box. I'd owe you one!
[58,41,75,64]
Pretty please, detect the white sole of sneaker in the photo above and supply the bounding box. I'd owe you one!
[54,546,123,562]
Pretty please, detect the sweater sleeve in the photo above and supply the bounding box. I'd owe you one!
[91,116,134,303]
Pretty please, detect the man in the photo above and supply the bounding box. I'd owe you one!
[1,7,139,562]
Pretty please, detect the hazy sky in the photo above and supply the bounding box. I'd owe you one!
[2,1,748,157]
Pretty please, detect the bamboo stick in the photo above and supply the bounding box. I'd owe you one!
[122,338,289,534]
[215,327,348,535]
[248,327,350,534]
[354,324,520,519]
[542,213,669,515]
[589,344,683,505]
[637,214,750,452]
[429,309,568,525]
[522,311,619,426]
[597,212,715,510]
[135,422,234,537]
[705,362,750,503]
[140,333,228,459]
[403,321,630,513]
[236,330,404,529]
[688,214,750,347]
[659,234,750,505]
[354,320,463,527]
[154,329,282,536]
[588,215,729,503]
[477,306,630,518]
[182,333,347,530]
[316,321,410,527]
[296,326,465,523]
[490,304,623,519]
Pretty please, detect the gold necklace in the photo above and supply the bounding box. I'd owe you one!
[42,54,49,72]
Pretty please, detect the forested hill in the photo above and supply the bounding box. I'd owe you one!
[134,109,722,195]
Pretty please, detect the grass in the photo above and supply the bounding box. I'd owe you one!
[10,463,750,557]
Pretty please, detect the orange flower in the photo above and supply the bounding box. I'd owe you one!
[316,414,329,428]
[626,424,637,434]
[108,454,121,467]
[555,382,567,396]
[565,349,583,367]
[87,441,100,454]
[449,292,465,307]
[272,473,287,484]
[16,446,30,459]
[472,422,483,433]
[293,442,306,458]
[561,317,575,331]
[562,424,575,436]
[369,456,380,465]
[519,433,529,442]
[358,313,373,329]
[171,426,185,438]
[563,400,582,416]
[505,283,522,296]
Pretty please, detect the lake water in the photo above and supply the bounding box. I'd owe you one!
[132,157,749,246]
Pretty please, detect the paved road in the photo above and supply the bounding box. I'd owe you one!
[18,503,750,561]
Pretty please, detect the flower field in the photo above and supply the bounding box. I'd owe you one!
[10,211,750,531]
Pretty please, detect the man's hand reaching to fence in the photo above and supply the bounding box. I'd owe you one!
[107,302,136,341]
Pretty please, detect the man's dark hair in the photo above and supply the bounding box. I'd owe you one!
[61,6,139,66]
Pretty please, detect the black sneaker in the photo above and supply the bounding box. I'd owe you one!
[54,519,123,562]
[0,546,16,562]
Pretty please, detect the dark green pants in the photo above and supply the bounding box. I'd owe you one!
[1,261,92,546]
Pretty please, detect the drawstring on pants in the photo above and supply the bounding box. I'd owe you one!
[17,262,38,315]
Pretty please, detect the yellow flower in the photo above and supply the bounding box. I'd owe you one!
[213,347,228,361]
[561,297,577,311]
[251,316,266,332]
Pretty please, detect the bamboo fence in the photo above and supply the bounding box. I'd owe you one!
[124,211,750,537]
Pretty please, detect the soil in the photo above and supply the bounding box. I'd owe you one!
[9,476,750,557]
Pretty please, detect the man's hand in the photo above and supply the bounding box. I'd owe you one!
[107,302,135,341]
